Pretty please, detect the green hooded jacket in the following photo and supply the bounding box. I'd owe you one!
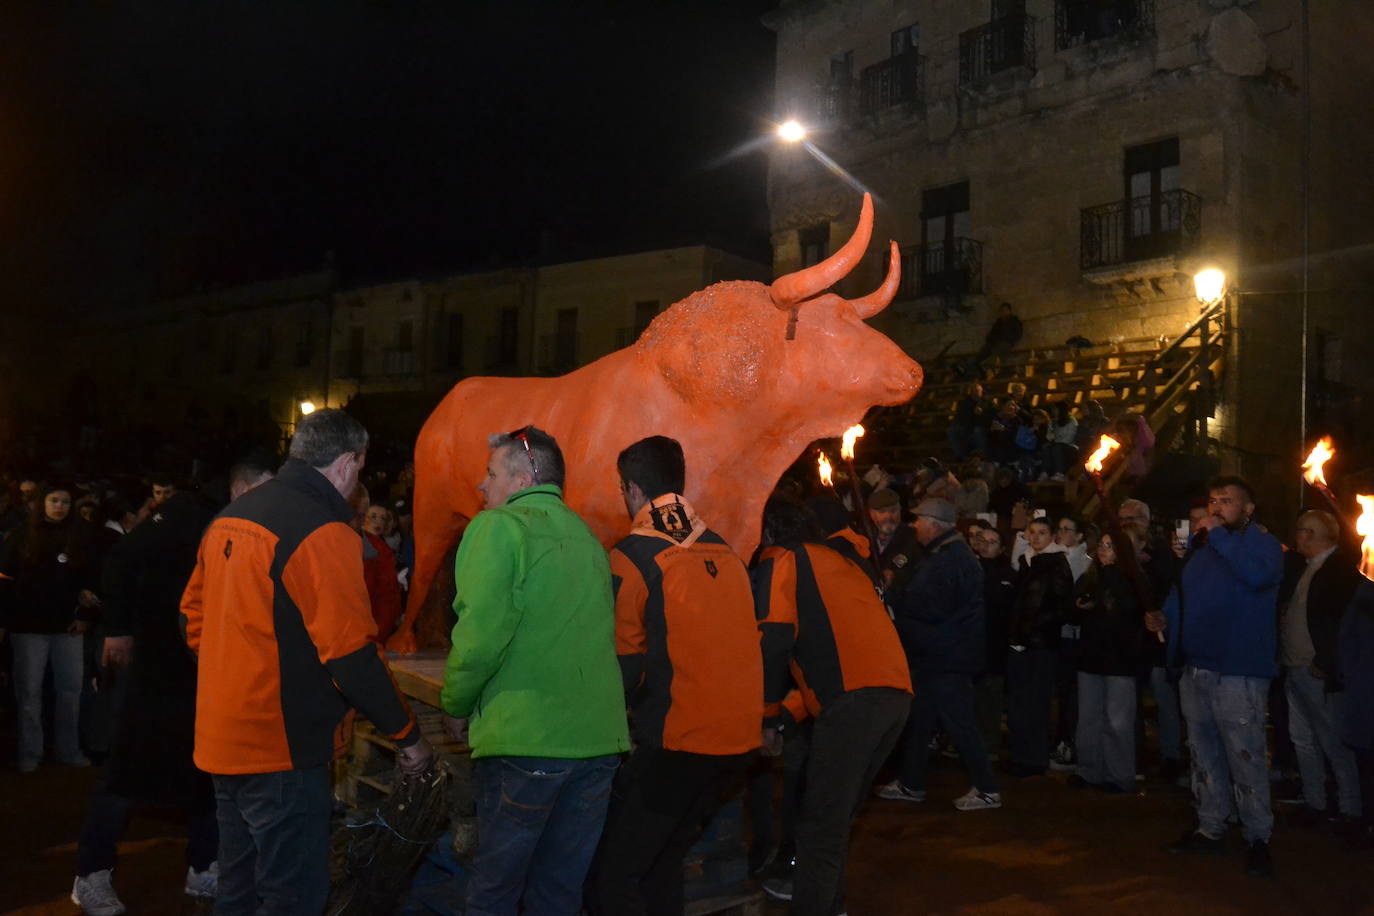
[440,484,630,759]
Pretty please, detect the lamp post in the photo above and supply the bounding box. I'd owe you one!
[777,119,807,144]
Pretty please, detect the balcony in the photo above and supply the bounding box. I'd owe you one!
[381,349,417,376]
[813,81,854,125]
[1055,0,1154,50]
[960,14,1037,87]
[898,239,984,300]
[1080,189,1202,272]
[859,52,926,117]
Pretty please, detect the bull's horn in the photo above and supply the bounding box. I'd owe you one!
[850,241,900,319]
[770,193,874,307]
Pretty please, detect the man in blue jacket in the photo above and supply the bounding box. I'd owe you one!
[1148,476,1283,878]
[877,498,1000,811]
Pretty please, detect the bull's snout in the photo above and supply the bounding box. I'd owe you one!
[877,361,924,404]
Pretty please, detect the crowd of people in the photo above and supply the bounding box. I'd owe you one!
[3,407,1374,915]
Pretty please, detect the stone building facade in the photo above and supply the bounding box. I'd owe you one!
[764,0,1374,518]
[69,246,769,455]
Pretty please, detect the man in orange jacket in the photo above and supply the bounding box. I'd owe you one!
[592,436,763,913]
[754,496,912,914]
[181,410,433,915]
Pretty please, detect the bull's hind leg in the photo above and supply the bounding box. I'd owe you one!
[386,495,469,654]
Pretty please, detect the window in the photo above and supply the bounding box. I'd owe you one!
[633,300,659,337]
[555,308,578,370]
[891,24,919,57]
[921,182,971,251]
[256,327,274,371]
[295,320,314,368]
[830,50,854,84]
[347,327,364,378]
[499,307,519,365]
[799,224,829,268]
[444,313,464,368]
[1124,138,1180,257]
[397,320,414,353]
[220,332,236,374]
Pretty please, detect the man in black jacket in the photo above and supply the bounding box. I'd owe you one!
[973,526,1017,758]
[1280,509,1363,824]
[878,498,1001,811]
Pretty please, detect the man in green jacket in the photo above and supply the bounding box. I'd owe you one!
[441,425,629,915]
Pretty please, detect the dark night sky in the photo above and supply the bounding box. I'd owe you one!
[1,1,777,314]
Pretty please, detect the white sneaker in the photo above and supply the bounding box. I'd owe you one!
[185,861,219,899]
[72,869,127,916]
[875,780,926,802]
[953,788,1003,811]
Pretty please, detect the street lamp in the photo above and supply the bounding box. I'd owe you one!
[299,400,317,416]
[1193,268,1226,306]
[777,119,807,143]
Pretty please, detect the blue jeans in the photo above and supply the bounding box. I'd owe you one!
[468,754,619,916]
[900,671,999,794]
[1075,673,1136,791]
[1285,666,1362,816]
[11,632,85,767]
[1179,667,1273,842]
[212,767,332,915]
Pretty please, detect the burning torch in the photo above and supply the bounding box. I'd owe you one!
[816,451,838,498]
[1085,435,1164,643]
[1302,437,1341,514]
[839,425,886,575]
[1357,495,1374,582]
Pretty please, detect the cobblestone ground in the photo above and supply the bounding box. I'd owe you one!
[4,735,1372,915]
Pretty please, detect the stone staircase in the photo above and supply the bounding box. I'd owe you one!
[861,299,1228,513]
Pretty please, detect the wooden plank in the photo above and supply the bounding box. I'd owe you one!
[387,650,448,709]
[685,890,765,916]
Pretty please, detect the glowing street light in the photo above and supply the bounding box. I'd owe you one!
[300,400,317,416]
[1193,268,1227,305]
[777,119,806,143]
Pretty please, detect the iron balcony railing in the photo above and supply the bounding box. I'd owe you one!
[813,81,854,124]
[960,14,1037,86]
[1055,0,1154,50]
[1080,189,1201,270]
[859,52,926,116]
[897,238,984,300]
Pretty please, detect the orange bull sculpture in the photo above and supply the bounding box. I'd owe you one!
[388,193,922,652]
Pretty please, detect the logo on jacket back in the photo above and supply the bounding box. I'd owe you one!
[651,503,693,543]
[224,540,233,559]
[704,560,718,578]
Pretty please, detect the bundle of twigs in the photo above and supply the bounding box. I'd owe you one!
[327,764,449,915]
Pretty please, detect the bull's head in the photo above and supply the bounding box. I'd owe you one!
[635,193,921,432]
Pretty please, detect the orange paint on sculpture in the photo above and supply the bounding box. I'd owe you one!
[389,193,923,652]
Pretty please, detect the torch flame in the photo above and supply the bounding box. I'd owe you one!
[817,452,833,488]
[840,425,865,461]
[1302,436,1335,488]
[1357,494,1374,582]
[1084,435,1121,475]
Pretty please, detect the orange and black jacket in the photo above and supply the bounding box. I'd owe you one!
[180,459,418,775]
[610,495,763,756]
[754,541,911,728]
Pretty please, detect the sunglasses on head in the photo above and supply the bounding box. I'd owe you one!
[508,426,538,475]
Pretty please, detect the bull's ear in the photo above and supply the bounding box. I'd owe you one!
[850,241,900,319]
[770,193,873,307]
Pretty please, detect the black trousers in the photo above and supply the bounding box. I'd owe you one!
[1006,646,1058,770]
[592,747,744,916]
[793,687,911,916]
[77,771,217,876]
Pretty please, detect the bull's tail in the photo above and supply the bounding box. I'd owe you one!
[385,460,469,654]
